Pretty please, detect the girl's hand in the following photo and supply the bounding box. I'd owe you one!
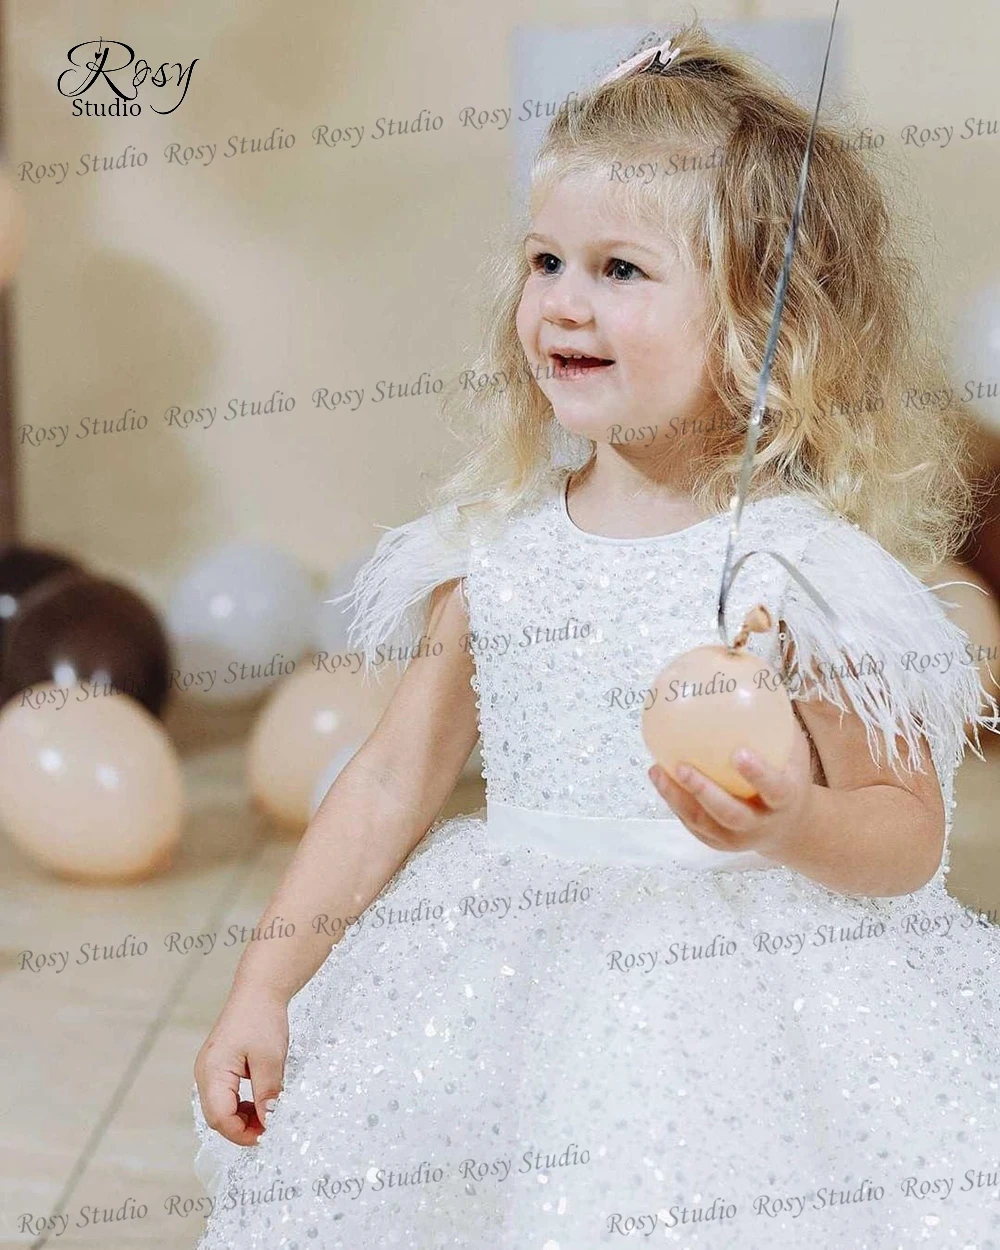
[647,715,815,860]
[194,986,289,1146]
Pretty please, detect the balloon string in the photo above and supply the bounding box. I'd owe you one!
[717,0,841,648]
[723,547,845,664]
[726,548,842,626]
[925,579,991,597]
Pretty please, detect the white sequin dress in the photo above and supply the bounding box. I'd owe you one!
[192,468,1000,1249]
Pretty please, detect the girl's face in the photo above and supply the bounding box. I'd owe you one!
[516,172,716,448]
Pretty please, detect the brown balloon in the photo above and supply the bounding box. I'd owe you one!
[0,544,82,665]
[1,570,172,718]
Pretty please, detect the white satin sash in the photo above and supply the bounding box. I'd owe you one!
[486,800,775,872]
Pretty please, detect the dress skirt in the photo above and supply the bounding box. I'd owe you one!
[192,807,1000,1249]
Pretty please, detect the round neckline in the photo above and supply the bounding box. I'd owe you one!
[558,471,729,545]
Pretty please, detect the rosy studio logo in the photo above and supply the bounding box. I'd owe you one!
[56,38,199,117]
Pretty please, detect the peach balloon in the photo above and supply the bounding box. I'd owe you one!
[0,683,184,881]
[642,608,796,800]
[248,661,399,833]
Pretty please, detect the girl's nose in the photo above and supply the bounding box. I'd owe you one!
[539,270,593,325]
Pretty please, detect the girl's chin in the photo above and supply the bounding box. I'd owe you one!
[551,414,617,443]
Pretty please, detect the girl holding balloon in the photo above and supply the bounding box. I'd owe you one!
[194,24,1000,1249]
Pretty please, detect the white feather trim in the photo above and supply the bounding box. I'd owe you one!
[326,503,471,676]
[774,515,1000,782]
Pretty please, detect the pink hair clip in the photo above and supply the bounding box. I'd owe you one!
[599,37,681,87]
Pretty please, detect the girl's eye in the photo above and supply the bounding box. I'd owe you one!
[528,251,561,274]
[526,252,645,281]
[608,258,643,281]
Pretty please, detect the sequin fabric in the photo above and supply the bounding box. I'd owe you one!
[192,473,1000,1249]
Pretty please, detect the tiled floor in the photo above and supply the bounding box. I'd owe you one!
[4,721,1000,1250]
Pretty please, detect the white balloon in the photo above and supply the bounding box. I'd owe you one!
[952,281,1000,433]
[312,550,373,658]
[309,741,364,818]
[166,542,315,705]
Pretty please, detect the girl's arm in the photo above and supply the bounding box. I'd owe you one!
[196,577,479,1144]
[762,681,947,896]
[228,575,479,1003]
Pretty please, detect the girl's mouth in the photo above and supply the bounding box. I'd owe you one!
[550,354,615,377]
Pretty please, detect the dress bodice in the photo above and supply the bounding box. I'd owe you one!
[343,468,993,882]
[464,479,815,821]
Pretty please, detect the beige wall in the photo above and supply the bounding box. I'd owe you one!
[7,0,999,605]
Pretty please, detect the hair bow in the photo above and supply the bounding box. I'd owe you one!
[599,37,681,87]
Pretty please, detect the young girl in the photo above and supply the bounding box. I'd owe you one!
[192,25,1000,1249]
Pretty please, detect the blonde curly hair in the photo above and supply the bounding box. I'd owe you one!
[428,20,976,575]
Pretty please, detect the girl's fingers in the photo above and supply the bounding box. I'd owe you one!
[248,1050,285,1137]
[649,764,701,824]
[732,748,791,809]
[199,1064,262,1146]
[235,1098,265,1137]
[648,765,731,844]
[673,762,757,833]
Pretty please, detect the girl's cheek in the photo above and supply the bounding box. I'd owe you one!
[514,297,533,347]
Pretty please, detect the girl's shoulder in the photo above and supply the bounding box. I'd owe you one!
[331,497,470,674]
[330,480,553,675]
[744,491,872,551]
[758,493,996,783]
[743,491,933,588]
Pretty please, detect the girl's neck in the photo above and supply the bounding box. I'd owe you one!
[566,453,713,540]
